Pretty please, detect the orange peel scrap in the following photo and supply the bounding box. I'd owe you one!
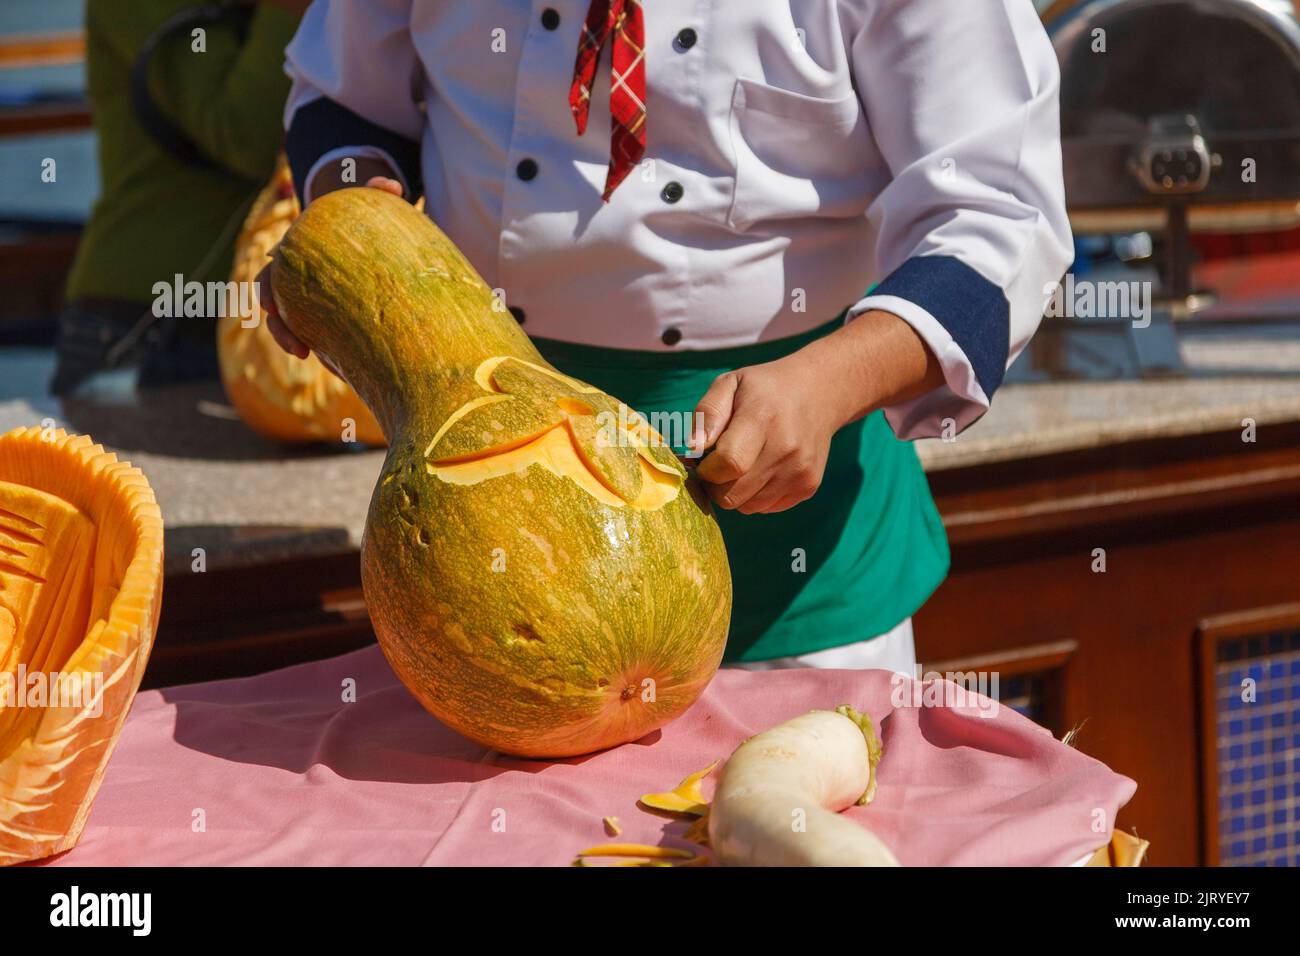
[638,759,719,816]
[572,842,707,867]
[576,843,694,859]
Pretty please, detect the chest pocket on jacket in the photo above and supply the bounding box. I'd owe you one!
[726,77,876,233]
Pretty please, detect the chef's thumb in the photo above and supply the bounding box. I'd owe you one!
[692,372,739,454]
[254,259,279,320]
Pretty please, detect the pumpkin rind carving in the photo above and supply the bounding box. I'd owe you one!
[0,427,163,864]
[217,160,385,446]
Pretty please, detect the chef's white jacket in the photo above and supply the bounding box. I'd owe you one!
[283,0,1072,439]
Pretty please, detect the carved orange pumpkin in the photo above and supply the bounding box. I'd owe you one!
[218,160,385,446]
[0,427,163,864]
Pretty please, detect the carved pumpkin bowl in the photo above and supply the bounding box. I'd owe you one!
[0,427,163,864]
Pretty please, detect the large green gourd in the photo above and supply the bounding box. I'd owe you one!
[271,188,731,758]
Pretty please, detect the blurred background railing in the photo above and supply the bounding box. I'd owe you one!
[0,0,93,354]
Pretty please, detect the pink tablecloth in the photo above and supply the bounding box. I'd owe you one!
[44,646,1135,866]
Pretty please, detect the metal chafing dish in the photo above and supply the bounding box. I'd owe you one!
[1029,0,1300,378]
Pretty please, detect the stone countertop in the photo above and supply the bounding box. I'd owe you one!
[917,374,1300,471]
[0,377,385,575]
[4,341,1300,573]
[917,334,1300,470]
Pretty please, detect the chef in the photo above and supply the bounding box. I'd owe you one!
[264,0,1073,674]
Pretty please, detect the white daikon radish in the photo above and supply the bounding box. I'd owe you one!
[708,705,898,867]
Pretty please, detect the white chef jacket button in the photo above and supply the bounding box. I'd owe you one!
[509,306,526,324]
[661,181,684,203]
[674,28,697,51]
[661,327,682,346]
[516,158,539,181]
[541,8,560,31]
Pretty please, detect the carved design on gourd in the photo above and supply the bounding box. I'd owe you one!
[423,357,685,510]
[0,506,44,649]
[0,509,41,656]
[0,490,94,678]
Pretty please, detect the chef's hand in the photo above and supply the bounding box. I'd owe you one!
[692,310,945,514]
[258,173,405,358]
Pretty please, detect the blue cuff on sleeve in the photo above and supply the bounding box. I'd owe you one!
[285,97,422,204]
[870,256,1010,398]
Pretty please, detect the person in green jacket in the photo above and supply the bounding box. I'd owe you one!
[52,0,307,394]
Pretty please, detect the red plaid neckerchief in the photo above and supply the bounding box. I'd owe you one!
[569,0,646,201]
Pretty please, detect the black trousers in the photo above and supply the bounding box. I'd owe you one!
[50,298,219,396]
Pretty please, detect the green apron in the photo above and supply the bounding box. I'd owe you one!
[533,316,950,663]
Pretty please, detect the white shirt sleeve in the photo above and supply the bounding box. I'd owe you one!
[846,0,1074,440]
[283,0,424,150]
[300,145,415,205]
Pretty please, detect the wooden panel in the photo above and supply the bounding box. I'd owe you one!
[918,421,1300,866]
[144,552,375,689]
[1196,604,1300,867]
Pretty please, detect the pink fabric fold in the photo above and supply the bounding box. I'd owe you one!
[42,646,1135,866]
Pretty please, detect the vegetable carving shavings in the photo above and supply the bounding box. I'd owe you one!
[638,759,718,816]
[573,843,705,867]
